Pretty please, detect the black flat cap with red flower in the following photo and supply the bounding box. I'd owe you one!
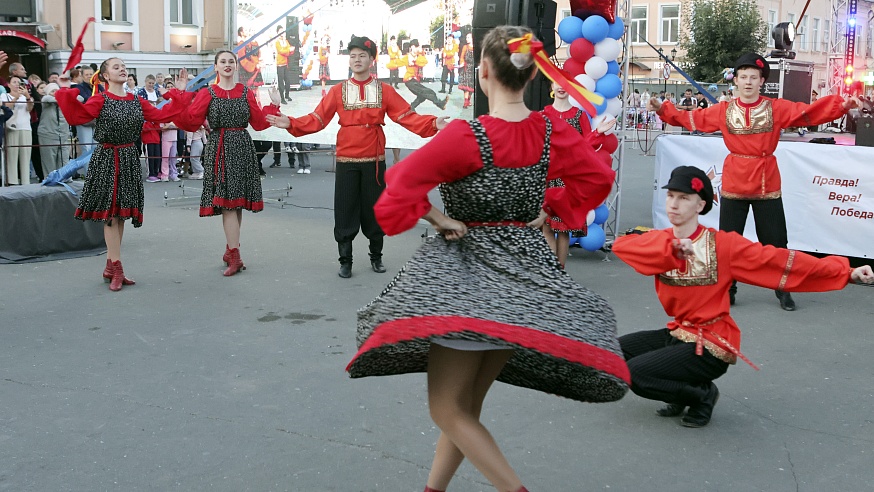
[348,35,377,58]
[662,166,714,215]
[734,52,770,81]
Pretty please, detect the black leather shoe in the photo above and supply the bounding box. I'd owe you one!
[681,385,719,428]
[729,289,736,306]
[371,260,386,273]
[656,403,685,417]
[338,263,352,278]
[776,291,796,311]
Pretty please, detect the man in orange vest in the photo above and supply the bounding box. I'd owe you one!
[275,25,295,104]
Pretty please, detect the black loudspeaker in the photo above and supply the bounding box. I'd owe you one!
[286,16,302,85]
[471,0,558,116]
[856,118,874,147]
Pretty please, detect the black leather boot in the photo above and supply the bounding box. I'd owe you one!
[681,383,720,428]
[776,290,795,311]
[369,237,386,273]
[656,403,686,417]
[729,281,737,305]
[338,241,353,278]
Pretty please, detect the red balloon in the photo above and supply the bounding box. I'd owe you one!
[570,0,617,23]
[569,38,595,62]
[562,58,586,77]
[601,133,619,154]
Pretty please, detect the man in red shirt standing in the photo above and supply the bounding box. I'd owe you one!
[268,35,448,278]
[613,166,873,428]
[649,53,861,310]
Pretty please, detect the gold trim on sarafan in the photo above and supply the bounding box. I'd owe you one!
[659,229,718,286]
[725,99,773,135]
[670,329,737,364]
[342,79,383,110]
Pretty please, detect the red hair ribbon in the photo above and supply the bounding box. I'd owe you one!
[507,33,604,117]
[63,17,96,74]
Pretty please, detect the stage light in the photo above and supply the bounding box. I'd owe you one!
[845,76,854,85]
[846,65,855,74]
[770,21,796,58]
[848,18,856,27]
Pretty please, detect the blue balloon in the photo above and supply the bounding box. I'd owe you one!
[582,15,610,44]
[607,18,625,40]
[606,60,620,75]
[595,74,622,99]
[593,204,609,225]
[593,92,609,115]
[580,224,606,251]
[557,16,584,44]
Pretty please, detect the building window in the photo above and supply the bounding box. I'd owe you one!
[630,6,647,44]
[560,9,571,19]
[102,0,128,22]
[170,0,194,25]
[660,5,679,44]
[798,15,808,51]
[812,18,820,52]
[767,10,776,48]
[823,20,830,52]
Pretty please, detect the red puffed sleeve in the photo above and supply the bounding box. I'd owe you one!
[612,229,685,275]
[172,89,210,132]
[384,84,437,137]
[544,119,616,229]
[55,87,104,125]
[246,86,281,131]
[374,119,482,235]
[285,85,340,137]
[141,89,187,124]
[723,232,851,292]
[657,100,726,133]
[776,94,846,129]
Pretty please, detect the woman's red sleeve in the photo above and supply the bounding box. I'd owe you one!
[247,87,281,131]
[172,89,210,132]
[374,120,482,235]
[55,88,104,125]
[141,89,189,124]
[544,122,615,229]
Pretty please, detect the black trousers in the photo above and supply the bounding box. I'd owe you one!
[334,160,386,245]
[389,69,399,87]
[253,140,281,166]
[276,64,290,98]
[619,329,729,405]
[441,66,455,91]
[146,143,161,177]
[405,80,441,110]
[720,197,788,293]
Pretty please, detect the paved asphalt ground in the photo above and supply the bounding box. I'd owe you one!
[2,135,873,491]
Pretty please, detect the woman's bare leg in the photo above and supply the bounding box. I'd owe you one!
[222,209,242,248]
[426,345,520,491]
[104,220,124,261]
[556,232,570,267]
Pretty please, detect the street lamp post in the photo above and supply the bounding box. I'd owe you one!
[659,48,666,96]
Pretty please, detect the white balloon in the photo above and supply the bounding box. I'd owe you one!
[584,56,608,79]
[605,97,622,116]
[594,38,621,61]
[574,73,596,92]
[586,209,596,226]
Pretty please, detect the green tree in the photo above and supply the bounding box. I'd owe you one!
[680,0,768,82]
[430,15,445,48]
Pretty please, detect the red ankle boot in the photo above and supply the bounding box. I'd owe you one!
[109,260,135,291]
[105,260,135,288]
[223,247,246,276]
[222,245,232,265]
[424,487,445,492]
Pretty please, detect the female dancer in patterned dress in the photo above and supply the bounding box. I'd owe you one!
[174,51,280,276]
[541,81,618,266]
[55,58,186,291]
[346,26,629,491]
[457,32,475,109]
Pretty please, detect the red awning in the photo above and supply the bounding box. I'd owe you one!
[0,29,46,49]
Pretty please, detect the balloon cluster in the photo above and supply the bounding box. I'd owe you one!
[299,22,315,87]
[557,14,624,122]
[722,68,734,81]
[569,204,610,251]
